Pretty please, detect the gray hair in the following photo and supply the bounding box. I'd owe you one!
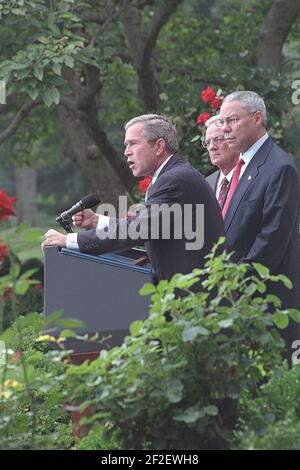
[223,91,267,127]
[125,114,178,153]
[205,114,220,128]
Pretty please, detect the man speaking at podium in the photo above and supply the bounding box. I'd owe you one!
[42,114,224,286]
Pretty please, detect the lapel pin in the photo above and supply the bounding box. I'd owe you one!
[248,175,252,180]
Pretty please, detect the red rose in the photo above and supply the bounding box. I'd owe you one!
[210,96,223,110]
[201,86,216,104]
[138,176,152,194]
[12,351,21,364]
[196,112,212,127]
[0,240,9,262]
[0,190,16,221]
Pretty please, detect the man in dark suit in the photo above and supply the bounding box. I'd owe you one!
[204,115,239,207]
[42,114,224,285]
[217,91,300,355]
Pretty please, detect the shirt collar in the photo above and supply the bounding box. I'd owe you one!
[241,133,269,165]
[218,166,236,189]
[152,154,173,184]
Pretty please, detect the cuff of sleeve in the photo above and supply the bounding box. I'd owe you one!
[97,214,110,230]
[66,233,79,250]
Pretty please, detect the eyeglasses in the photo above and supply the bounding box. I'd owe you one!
[215,112,256,128]
[202,136,226,148]
[215,116,240,128]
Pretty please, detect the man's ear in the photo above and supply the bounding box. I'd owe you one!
[254,111,264,127]
[155,137,166,155]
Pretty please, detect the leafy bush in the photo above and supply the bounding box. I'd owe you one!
[0,313,73,450]
[235,363,300,450]
[1,239,299,450]
[60,241,299,450]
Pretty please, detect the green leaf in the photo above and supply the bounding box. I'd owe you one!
[129,320,144,337]
[218,319,234,329]
[34,64,44,81]
[166,379,184,403]
[10,263,21,279]
[28,87,39,101]
[56,318,86,329]
[52,62,62,76]
[42,87,60,106]
[47,22,61,38]
[182,326,209,342]
[45,310,64,326]
[190,135,201,143]
[139,283,156,295]
[253,263,270,278]
[15,279,30,295]
[64,55,74,68]
[288,309,300,324]
[276,274,293,290]
[174,406,201,424]
[60,329,77,338]
[203,405,218,416]
[272,312,289,329]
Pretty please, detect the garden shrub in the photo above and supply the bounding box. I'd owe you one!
[235,363,300,450]
[60,241,300,450]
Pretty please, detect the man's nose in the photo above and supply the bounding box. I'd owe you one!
[208,140,217,149]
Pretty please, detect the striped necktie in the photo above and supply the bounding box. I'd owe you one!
[217,177,229,208]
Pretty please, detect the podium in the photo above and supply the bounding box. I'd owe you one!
[44,247,152,355]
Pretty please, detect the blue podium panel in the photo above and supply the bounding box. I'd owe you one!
[44,247,152,352]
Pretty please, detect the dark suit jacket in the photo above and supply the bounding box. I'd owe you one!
[77,154,225,283]
[224,137,300,312]
[206,170,220,194]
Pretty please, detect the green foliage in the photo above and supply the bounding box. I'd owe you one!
[0,238,300,449]
[0,1,99,106]
[54,241,298,450]
[235,363,300,450]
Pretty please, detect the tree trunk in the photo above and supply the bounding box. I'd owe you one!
[57,105,131,207]
[258,0,300,72]
[14,165,38,226]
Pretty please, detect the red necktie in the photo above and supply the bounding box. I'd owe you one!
[222,158,245,218]
[145,177,153,201]
[217,177,229,208]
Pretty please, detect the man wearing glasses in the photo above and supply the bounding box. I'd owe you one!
[204,115,239,208]
[217,90,300,359]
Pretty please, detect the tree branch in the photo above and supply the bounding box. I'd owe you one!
[122,0,183,109]
[258,0,300,72]
[0,97,43,146]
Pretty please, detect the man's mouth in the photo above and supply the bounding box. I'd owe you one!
[128,161,135,169]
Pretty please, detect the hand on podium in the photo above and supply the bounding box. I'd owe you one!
[72,209,99,229]
[41,229,67,250]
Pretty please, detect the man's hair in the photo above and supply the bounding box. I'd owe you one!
[223,91,267,127]
[125,114,178,153]
[205,114,220,128]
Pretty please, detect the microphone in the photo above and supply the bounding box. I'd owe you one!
[56,192,100,233]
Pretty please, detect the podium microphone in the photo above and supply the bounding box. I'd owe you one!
[56,192,101,233]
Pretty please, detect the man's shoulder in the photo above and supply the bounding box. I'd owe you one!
[206,169,220,182]
[259,137,295,167]
[160,154,203,179]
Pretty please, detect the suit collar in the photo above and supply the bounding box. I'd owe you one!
[224,137,274,230]
[157,153,181,177]
[146,153,181,200]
